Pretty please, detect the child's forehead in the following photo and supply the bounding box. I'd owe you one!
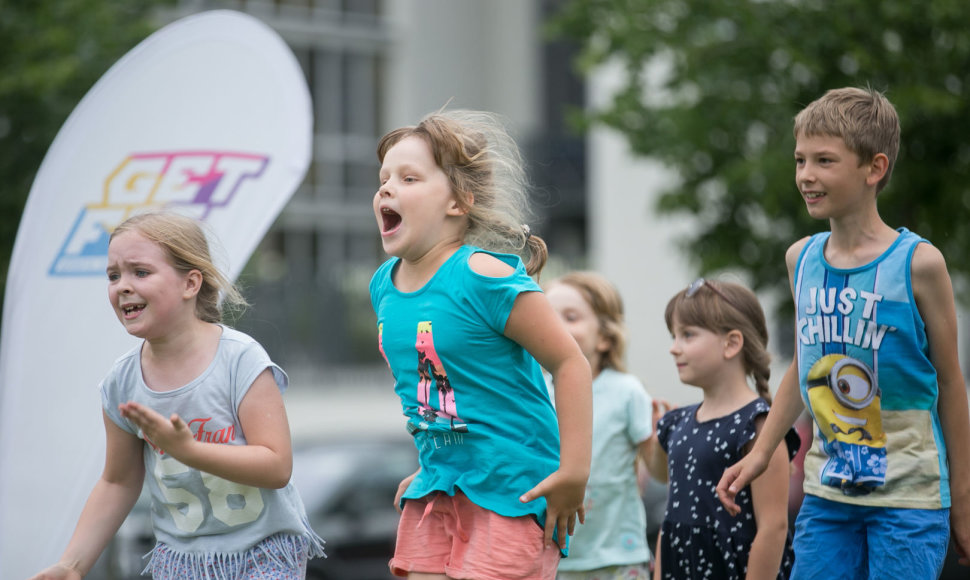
[385,135,433,160]
[546,282,593,309]
[794,132,852,153]
[108,231,167,259]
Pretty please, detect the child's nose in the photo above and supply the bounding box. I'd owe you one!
[798,163,816,182]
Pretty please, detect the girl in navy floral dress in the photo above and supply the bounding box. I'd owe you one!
[646,279,799,580]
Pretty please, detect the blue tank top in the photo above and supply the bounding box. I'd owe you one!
[369,246,563,533]
[794,228,949,508]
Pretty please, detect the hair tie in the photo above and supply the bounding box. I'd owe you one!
[522,224,532,240]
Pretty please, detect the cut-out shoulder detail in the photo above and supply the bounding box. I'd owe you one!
[469,251,515,277]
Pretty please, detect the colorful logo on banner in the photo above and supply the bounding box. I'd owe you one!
[49,150,270,277]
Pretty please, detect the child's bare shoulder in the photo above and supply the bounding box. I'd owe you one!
[785,236,812,271]
[468,251,515,277]
[911,240,947,273]
[910,242,952,298]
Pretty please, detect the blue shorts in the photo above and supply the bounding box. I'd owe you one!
[791,495,949,580]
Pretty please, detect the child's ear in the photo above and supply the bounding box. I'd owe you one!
[448,192,473,216]
[723,329,744,360]
[866,153,890,187]
[183,269,203,299]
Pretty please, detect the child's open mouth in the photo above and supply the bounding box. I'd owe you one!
[381,208,402,234]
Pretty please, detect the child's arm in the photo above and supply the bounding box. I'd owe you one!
[394,469,420,513]
[30,413,145,580]
[717,239,807,515]
[642,399,670,483]
[744,417,793,580]
[506,290,593,549]
[912,242,970,565]
[119,368,294,489]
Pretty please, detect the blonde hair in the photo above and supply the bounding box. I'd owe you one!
[664,280,772,403]
[109,210,246,323]
[793,86,900,193]
[377,109,548,276]
[549,271,628,374]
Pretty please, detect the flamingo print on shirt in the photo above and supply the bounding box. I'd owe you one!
[415,321,468,432]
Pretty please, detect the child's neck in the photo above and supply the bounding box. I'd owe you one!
[696,372,758,422]
[141,319,221,391]
[826,210,898,269]
[394,239,463,292]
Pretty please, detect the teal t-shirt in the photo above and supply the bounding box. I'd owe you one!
[369,246,563,542]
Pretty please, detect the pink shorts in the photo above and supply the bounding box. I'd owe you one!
[390,491,561,580]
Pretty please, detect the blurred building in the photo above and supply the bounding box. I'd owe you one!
[161,0,589,386]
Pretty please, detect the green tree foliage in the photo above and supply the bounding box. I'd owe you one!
[550,0,970,307]
[0,0,171,312]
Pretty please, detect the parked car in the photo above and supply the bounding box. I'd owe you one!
[294,437,417,580]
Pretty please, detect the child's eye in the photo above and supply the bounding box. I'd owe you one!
[135,270,149,278]
[107,272,119,282]
[403,176,417,183]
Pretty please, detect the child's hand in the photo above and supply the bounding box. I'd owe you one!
[951,492,970,566]
[394,469,419,513]
[715,450,769,516]
[29,562,82,580]
[652,399,673,433]
[520,469,587,549]
[119,401,194,458]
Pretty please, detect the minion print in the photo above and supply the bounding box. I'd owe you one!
[806,354,887,494]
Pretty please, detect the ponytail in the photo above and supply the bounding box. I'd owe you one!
[523,228,548,277]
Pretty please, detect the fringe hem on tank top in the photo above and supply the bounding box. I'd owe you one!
[143,531,326,579]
